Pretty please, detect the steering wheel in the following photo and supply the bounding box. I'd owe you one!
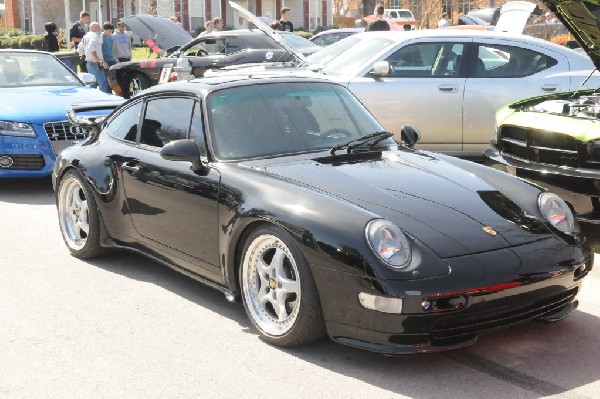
[196,49,209,56]
[322,128,353,139]
[23,74,46,83]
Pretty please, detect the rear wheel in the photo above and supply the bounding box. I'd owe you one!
[57,169,106,259]
[127,72,151,98]
[240,225,325,346]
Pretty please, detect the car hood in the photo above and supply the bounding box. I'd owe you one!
[542,0,600,68]
[228,1,307,64]
[119,14,193,54]
[0,86,118,124]
[258,150,550,258]
[494,1,537,33]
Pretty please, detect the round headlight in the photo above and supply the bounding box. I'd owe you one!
[538,192,575,234]
[365,219,411,268]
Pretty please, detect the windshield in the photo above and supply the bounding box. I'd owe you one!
[207,82,388,160]
[0,52,81,87]
[280,32,315,48]
[315,36,396,76]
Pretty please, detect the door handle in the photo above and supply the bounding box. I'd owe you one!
[122,160,140,173]
[438,84,458,93]
[541,84,559,92]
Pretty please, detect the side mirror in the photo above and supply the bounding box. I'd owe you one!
[78,72,96,86]
[401,125,420,148]
[160,139,202,162]
[370,61,390,77]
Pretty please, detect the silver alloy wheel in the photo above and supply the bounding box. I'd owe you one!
[58,175,90,251]
[242,234,301,336]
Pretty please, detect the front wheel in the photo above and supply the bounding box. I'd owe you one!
[57,169,106,259]
[240,225,325,346]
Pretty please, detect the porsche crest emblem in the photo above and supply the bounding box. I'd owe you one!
[483,227,497,236]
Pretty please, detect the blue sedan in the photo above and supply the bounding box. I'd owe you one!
[0,50,121,178]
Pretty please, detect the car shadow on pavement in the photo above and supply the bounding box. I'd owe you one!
[83,251,253,330]
[82,249,600,398]
[0,177,54,205]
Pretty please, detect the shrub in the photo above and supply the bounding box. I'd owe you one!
[30,35,44,50]
[295,30,312,39]
[8,36,20,48]
[18,36,32,49]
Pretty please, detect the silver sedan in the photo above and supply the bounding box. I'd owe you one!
[232,30,600,157]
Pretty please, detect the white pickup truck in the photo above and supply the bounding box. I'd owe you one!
[383,9,416,29]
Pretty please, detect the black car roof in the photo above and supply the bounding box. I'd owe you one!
[142,75,340,97]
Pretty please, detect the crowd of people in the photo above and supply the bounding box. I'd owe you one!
[62,10,132,93]
[41,5,455,95]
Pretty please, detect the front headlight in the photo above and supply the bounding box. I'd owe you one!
[538,192,576,234]
[365,219,411,268]
[0,121,36,137]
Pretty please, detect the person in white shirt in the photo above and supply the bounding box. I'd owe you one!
[437,12,450,28]
[81,22,109,92]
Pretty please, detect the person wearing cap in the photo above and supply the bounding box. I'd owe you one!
[114,21,132,62]
[81,22,110,93]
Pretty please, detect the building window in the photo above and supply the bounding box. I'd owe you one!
[442,0,452,18]
[390,0,401,9]
[459,0,473,15]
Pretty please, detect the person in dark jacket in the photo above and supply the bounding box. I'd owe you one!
[43,22,59,52]
[70,11,90,72]
[365,4,391,32]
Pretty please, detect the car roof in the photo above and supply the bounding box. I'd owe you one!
[141,75,339,97]
[347,29,570,49]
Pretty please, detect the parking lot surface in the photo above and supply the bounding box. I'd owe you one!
[1,178,600,398]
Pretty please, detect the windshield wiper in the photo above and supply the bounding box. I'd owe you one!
[329,131,393,155]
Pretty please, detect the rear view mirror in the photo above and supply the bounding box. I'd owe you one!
[401,125,420,148]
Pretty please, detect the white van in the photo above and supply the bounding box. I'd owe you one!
[384,9,416,29]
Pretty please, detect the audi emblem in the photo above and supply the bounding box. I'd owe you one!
[69,125,87,135]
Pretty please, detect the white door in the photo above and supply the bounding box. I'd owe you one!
[347,38,470,155]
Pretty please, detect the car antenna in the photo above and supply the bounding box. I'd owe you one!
[572,67,599,98]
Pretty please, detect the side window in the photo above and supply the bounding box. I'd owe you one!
[384,42,465,77]
[472,44,558,78]
[225,38,245,54]
[190,101,207,156]
[105,101,142,142]
[140,97,195,148]
[204,38,227,55]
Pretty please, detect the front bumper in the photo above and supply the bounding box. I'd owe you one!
[0,132,54,178]
[484,144,600,223]
[311,236,592,355]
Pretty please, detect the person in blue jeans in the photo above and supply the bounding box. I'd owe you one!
[82,22,110,93]
[102,21,117,90]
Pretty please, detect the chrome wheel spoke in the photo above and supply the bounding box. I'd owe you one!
[242,234,302,336]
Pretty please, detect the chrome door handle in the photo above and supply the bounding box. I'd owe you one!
[438,84,458,93]
[541,84,559,92]
[122,161,139,173]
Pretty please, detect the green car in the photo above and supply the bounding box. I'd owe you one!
[485,0,600,223]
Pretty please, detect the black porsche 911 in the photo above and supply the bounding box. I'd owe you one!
[53,75,591,355]
[107,14,318,98]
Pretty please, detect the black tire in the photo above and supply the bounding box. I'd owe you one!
[239,225,326,346]
[57,169,107,259]
[126,72,151,98]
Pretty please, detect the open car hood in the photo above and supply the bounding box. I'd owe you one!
[542,0,600,68]
[494,1,537,33]
[228,1,307,64]
[119,14,192,55]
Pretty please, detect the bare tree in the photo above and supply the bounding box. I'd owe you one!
[37,0,64,24]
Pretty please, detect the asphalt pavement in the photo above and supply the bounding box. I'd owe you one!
[1,177,599,398]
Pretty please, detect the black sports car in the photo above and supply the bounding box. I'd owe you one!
[107,14,318,98]
[53,75,591,354]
